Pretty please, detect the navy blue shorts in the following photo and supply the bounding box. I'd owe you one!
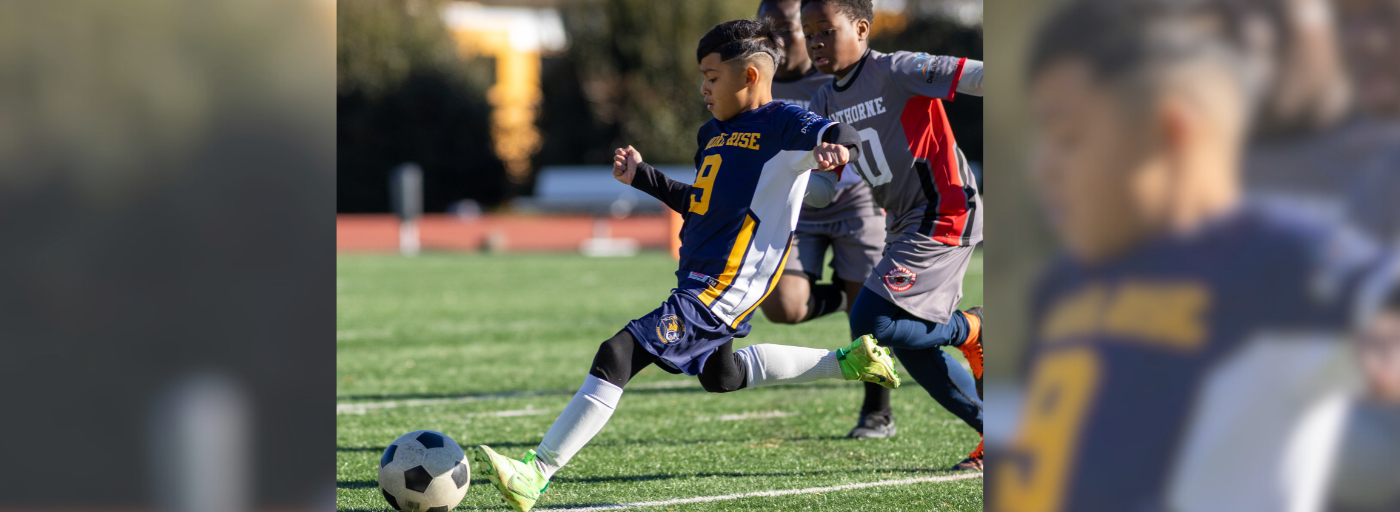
[625,291,751,376]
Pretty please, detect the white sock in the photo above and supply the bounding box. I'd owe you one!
[734,344,844,388]
[533,375,623,479]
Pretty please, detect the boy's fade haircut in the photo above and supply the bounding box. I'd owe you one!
[696,18,784,68]
[798,0,874,23]
[1026,0,1260,101]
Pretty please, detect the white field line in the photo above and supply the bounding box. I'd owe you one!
[337,391,561,415]
[546,473,983,511]
[466,408,552,418]
[711,410,797,421]
[337,381,700,415]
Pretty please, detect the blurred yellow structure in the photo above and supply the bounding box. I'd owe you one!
[443,3,567,184]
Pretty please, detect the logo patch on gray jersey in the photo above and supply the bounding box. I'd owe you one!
[883,267,917,292]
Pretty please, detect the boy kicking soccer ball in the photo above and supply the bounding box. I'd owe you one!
[473,19,895,512]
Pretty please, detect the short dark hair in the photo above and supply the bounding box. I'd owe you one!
[1027,0,1253,88]
[757,0,800,14]
[696,18,782,66]
[799,0,873,23]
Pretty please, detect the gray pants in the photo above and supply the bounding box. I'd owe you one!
[785,214,885,284]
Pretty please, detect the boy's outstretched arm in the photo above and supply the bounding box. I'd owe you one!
[957,60,983,97]
[803,123,862,208]
[892,53,982,99]
[614,146,690,213]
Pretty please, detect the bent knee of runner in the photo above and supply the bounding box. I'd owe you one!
[758,273,811,324]
[849,293,898,345]
[697,351,747,393]
[698,370,745,393]
[589,330,637,388]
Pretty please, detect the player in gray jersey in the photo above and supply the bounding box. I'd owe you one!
[755,0,895,439]
[802,0,986,470]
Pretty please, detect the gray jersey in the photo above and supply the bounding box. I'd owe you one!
[770,68,829,111]
[810,49,982,247]
[773,68,879,223]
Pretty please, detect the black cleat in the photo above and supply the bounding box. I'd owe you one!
[847,410,898,439]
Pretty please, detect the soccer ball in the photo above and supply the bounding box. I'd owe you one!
[377,430,471,512]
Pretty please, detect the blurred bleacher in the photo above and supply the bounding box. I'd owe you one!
[511,165,696,216]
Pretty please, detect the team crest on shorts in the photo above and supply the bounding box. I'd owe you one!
[883,267,917,292]
[656,314,684,344]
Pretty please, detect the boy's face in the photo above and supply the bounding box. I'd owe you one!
[800,1,869,77]
[700,52,757,121]
[1030,60,1159,263]
[759,1,809,74]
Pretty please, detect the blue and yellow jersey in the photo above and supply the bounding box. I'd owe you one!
[994,204,1397,512]
[674,101,837,327]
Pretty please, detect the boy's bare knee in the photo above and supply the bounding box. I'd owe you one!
[759,274,811,324]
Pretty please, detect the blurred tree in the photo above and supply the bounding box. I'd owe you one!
[543,0,982,170]
[556,0,757,165]
[337,0,507,212]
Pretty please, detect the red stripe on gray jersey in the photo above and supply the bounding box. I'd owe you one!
[809,49,982,246]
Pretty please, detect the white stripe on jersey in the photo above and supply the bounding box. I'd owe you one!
[1165,332,1360,512]
[708,125,832,326]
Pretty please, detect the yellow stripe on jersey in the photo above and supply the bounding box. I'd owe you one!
[731,234,794,328]
[699,213,757,307]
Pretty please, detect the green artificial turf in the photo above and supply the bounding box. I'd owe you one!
[338,251,983,511]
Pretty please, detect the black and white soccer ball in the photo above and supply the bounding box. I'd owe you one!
[377,430,471,512]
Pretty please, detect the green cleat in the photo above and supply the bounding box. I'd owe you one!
[474,445,549,512]
[836,335,901,389]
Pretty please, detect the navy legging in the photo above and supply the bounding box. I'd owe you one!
[849,287,982,433]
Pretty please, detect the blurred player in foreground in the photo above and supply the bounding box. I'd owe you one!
[755,0,897,439]
[1331,288,1400,511]
[800,0,987,469]
[993,0,1397,510]
[472,19,891,512]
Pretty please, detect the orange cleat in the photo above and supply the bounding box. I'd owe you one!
[958,306,984,399]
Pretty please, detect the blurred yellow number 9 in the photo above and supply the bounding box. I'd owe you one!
[997,347,1100,512]
[690,154,721,215]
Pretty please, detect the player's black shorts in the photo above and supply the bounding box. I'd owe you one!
[625,290,751,376]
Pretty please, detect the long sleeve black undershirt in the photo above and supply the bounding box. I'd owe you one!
[630,163,690,213]
[824,122,861,160]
